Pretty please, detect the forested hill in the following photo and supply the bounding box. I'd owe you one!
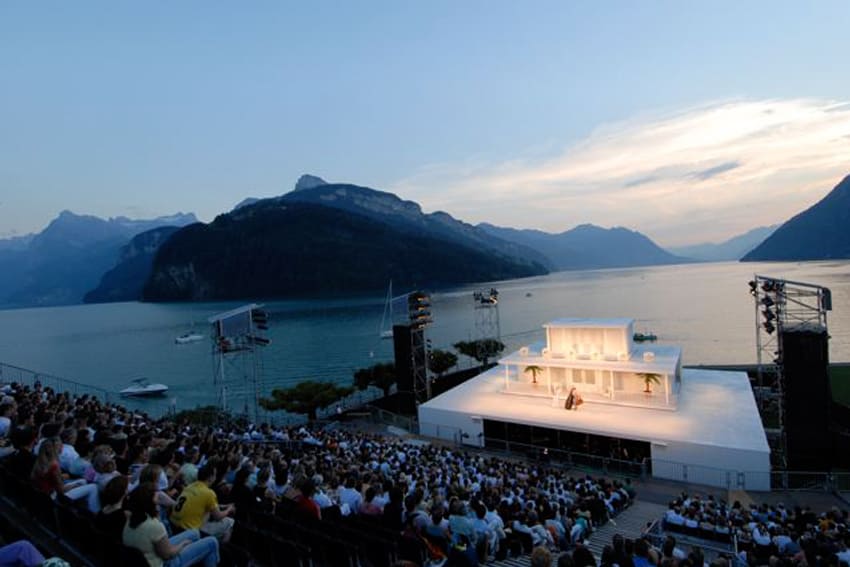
[743,174,850,261]
[142,201,548,301]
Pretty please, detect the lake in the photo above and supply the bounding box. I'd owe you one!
[0,261,848,413]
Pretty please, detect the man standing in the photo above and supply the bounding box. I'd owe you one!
[171,464,235,542]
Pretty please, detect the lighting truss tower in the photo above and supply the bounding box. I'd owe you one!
[208,304,271,422]
[407,291,433,403]
[473,288,501,363]
[749,275,831,468]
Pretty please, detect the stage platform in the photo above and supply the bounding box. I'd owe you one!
[418,366,772,490]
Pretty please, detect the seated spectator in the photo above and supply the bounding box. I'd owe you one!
[0,540,44,567]
[124,482,219,567]
[31,436,100,514]
[170,464,235,542]
[531,546,553,567]
[95,475,130,541]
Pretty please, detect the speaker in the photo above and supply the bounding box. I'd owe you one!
[393,325,413,393]
[781,325,831,470]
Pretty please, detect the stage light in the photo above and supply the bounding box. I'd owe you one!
[748,280,758,296]
[761,296,774,307]
[762,309,776,322]
[763,321,775,334]
[762,281,774,292]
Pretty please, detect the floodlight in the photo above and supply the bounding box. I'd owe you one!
[748,280,758,296]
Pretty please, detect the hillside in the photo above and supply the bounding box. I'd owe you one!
[84,226,184,304]
[743,175,850,261]
[669,225,777,261]
[143,201,547,301]
[478,223,685,270]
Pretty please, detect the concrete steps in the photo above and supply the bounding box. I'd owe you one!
[585,501,667,558]
[485,501,667,567]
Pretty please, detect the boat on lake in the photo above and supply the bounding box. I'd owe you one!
[633,331,658,342]
[120,377,169,397]
[175,332,204,344]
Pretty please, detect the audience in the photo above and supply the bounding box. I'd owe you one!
[0,379,641,566]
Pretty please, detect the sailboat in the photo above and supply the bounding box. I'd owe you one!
[379,281,394,339]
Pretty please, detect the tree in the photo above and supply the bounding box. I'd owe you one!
[428,349,458,377]
[353,363,396,397]
[259,380,354,421]
[453,339,506,366]
[524,365,544,384]
[637,373,661,393]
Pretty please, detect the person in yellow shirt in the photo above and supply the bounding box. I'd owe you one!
[170,464,235,542]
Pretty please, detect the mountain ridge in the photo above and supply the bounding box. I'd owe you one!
[0,211,198,307]
[743,174,850,261]
[478,222,685,270]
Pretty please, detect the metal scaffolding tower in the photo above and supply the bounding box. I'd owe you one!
[208,304,271,422]
[749,275,831,468]
[473,288,501,362]
[407,291,432,403]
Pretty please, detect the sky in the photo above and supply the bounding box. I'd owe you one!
[1,2,849,247]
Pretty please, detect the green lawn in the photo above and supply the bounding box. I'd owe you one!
[830,365,850,406]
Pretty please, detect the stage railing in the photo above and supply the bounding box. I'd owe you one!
[481,437,648,478]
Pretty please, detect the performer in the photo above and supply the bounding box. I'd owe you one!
[564,387,576,410]
[551,384,562,407]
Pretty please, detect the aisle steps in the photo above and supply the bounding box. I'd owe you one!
[585,501,667,558]
[485,501,667,567]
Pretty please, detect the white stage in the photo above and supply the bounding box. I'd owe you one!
[418,365,772,490]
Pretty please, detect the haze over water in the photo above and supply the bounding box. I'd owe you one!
[0,261,847,413]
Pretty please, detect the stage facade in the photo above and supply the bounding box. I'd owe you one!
[418,318,771,490]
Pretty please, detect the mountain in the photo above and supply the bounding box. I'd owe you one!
[478,223,685,270]
[743,174,850,261]
[293,174,328,191]
[83,226,184,304]
[0,233,35,252]
[0,211,197,307]
[281,180,552,269]
[668,225,778,262]
[142,181,548,302]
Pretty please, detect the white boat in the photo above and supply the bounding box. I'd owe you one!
[379,281,394,339]
[175,332,204,344]
[120,378,169,397]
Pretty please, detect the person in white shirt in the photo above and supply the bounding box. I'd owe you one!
[338,476,363,515]
[58,428,80,472]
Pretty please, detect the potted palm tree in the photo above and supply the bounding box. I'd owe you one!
[637,373,661,394]
[524,365,544,384]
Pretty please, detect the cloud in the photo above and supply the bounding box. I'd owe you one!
[391,99,850,246]
[690,161,741,182]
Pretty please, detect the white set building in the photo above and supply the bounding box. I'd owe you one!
[418,318,772,490]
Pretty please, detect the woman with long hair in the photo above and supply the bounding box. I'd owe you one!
[123,482,219,567]
[31,436,100,513]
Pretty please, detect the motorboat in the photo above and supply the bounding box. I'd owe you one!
[175,332,204,344]
[120,378,169,397]
[633,332,658,342]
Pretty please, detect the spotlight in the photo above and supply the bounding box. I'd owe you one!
[762,309,776,322]
[763,321,775,334]
[761,296,774,307]
[762,281,774,292]
[748,280,758,296]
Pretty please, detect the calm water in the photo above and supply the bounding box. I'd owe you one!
[1,261,848,411]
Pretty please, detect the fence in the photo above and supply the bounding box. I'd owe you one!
[370,406,419,432]
[0,360,386,428]
[480,437,648,478]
